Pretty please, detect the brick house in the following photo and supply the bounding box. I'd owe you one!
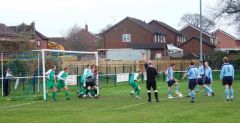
[178,37,216,56]
[65,24,101,51]
[148,20,186,46]
[180,24,214,44]
[102,17,166,59]
[212,29,240,51]
[49,37,65,46]
[0,22,49,54]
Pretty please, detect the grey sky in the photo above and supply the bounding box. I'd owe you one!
[0,0,237,38]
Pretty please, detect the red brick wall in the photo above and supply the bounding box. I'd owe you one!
[104,19,154,49]
[179,38,214,55]
[213,30,238,49]
[181,26,211,42]
[35,34,48,49]
[151,49,165,59]
[77,30,99,51]
[149,22,177,45]
[237,40,240,48]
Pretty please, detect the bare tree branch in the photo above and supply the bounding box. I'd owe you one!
[179,13,216,31]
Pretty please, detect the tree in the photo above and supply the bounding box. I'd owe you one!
[99,24,113,34]
[179,13,216,32]
[64,24,87,51]
[205,51,228,69]
[212,0,240,34]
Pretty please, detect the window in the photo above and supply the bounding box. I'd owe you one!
[154,34,165,43]
[122,34,131,42]
[37,40,41,46]
[210,38,214,44]
[177,36,185,43]
[154,35,157,42]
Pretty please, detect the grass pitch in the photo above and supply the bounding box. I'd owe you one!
[0,80,240,123]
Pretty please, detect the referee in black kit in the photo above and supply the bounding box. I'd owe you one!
[142,54,160,102]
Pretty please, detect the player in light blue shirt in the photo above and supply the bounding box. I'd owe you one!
[204,62,214,96]
[185,61,198,103]
[165,64,181,98]
[220,57,235,101]
[195,61,204,92]
[196,61,215,96]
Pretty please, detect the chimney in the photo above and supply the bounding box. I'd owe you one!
[85,24,88,31]
[31,21,35,31]
[31,21,35,40]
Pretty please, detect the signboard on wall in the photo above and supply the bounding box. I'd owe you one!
[66,75,77,85]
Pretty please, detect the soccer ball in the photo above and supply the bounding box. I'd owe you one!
[178,93,183,97]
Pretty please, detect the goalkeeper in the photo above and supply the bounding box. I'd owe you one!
[57,67,70,100]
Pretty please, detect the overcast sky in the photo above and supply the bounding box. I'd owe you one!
[0,0,237,38]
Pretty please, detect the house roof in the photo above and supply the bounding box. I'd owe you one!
[127,42,166,49]
[102,17,163,35]
[180,24,212,37]
[0,22,49,40]
[178,37,216,48]
[212,29,239,41]
[49,37,65,45]
[149,20,182,35]
[36,31,48,40]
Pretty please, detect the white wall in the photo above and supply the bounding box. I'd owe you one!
[106,49,150,60]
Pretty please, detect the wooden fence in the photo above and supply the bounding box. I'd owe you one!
[62,59,198,74]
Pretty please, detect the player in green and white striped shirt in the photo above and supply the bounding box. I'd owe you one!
[57,68,70,100]
[45,65,57,101]
[130,69,142,99]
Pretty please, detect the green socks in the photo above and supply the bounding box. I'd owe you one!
[52,91,56,100]
[66,91,70,97]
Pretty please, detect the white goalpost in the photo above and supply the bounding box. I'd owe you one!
[35,49,98,101]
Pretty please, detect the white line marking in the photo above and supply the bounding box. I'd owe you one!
[0,102,37,109]
[1,96,184,111]
[0,100,44,109]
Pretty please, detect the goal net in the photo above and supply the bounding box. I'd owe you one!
[0,49,98,101]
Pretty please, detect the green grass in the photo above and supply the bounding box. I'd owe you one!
[0,80,240,123]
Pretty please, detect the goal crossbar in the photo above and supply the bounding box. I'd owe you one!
[33,49,98,100]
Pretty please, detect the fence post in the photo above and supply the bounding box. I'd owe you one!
[32,75,36,95]
[114,75,117,87]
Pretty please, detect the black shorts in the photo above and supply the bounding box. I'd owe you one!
[189,79,197,90]
[86,82,95,87]
[204,77,211,84]
[222,76,233,86]
[146,79,157,91]
[167,80,176,87]
[197,78,204,85]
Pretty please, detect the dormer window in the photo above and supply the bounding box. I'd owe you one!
[154,34,165,43]
[177,36,185,42]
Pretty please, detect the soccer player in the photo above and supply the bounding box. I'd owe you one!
[142,54,160,102]
[45,65,57,101]
[220,57,234,101]
[84,64,93,98]
[165,63,180,98]
[57,67,70,100]
[204,62,213,96]
[196,61,214,96]
[78,65,91,98]
[129,69,142,99]
[92,69,99,98]
[186,61,198,103]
